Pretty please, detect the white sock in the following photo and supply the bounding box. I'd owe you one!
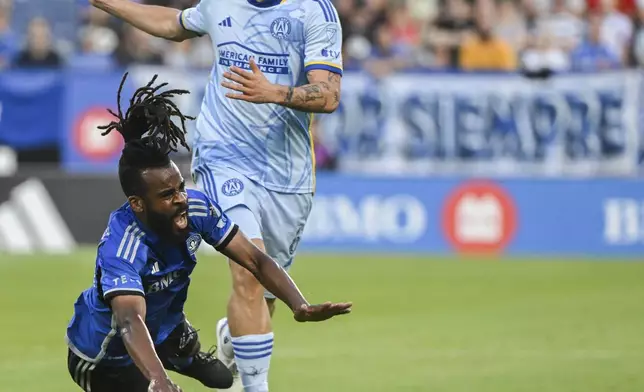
[231,332,274,392]
[219,318,234,359]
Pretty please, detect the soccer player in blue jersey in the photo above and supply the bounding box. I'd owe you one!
[65,74,351,392]
[89,0,344,390]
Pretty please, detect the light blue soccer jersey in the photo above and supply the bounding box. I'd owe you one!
[179,0,343,194]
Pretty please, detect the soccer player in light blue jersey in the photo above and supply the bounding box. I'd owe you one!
[89,0,343,391]
[66,73,350,392]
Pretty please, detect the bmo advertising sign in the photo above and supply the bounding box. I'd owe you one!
[298,175,644,257]
[304,194,427,244]
[442,181,517,254]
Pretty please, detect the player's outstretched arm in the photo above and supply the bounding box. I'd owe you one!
[89,0,198,42]
[220,229,352,322]
[222,59,341,114]
[110,295,182,391]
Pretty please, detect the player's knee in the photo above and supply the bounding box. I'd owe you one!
[230,262,265,302]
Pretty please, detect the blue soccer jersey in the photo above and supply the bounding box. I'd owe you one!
[66,189,238,366]
[180,0,343,194]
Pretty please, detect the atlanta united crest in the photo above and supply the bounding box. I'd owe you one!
[271,17,292,39]
[221,178,244,197]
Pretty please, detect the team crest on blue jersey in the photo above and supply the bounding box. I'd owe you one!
[270,17,292,39]
[222,178,244,196]
[186,234,202,255]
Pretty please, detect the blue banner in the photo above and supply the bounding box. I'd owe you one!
[319,71,644,177]
[62,67,207,173]
[300,174,644,256]
[73,68,644,176]
[0,71,63,149]
[61,71,138,173]
[1,67,643,177]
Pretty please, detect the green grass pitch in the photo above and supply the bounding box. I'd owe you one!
[1,249,643,391]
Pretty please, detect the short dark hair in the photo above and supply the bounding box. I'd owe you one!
[99,73,194,197]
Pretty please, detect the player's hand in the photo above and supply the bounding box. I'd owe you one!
[221,58,281,104]
[148,377,182,392]
[293,302,352,322]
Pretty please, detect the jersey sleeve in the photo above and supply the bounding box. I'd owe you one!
[98,255,145,302]
[188,191,238,251]
[178,1,207,36]
[96,220,147,302]
[304,0,343,75]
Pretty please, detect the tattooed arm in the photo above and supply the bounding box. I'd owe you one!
[221,59,342,114]
[276,70,341,113]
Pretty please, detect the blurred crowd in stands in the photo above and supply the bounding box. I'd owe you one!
[2,0,644,74]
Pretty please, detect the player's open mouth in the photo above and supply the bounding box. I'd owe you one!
[174,210,188,231]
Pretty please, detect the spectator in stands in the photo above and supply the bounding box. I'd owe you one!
[459,0,517,71]
[599,0,633,63]
[341,0,389,67]
[364,25,413,77]
[521,33,571,74]
[388,0,421,49]
[537,0,584,51]
[114,24,163,66]
[587,0,636,15]
[334,0,355,45]
[163,38,214,70]
[628,3,644,66]
[71,8,118,69]
[11,0,644,73]
[429,0,475,68]
[494,0,528,52]
[521,0,542,36]
[14,17,62,68]
[0,0,17,69]
[71,28,117,69]
[571,12,621,70]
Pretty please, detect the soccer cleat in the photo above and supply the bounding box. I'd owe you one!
[216,318,243,391]
[172,347,233,389]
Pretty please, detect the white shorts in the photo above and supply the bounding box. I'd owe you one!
[192,164,313,299]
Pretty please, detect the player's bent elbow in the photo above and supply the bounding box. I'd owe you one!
[324,100,340,113]
[327,89,341,113]
[167,28,193,42]
[166,27,189,42]
[168,34,187,43]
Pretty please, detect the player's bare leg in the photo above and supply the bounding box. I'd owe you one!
[217,238,273,392]
[227,239,272,335]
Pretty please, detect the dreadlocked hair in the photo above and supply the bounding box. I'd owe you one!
[99,72,194,197]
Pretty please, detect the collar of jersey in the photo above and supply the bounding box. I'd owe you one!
[247,0,283,8]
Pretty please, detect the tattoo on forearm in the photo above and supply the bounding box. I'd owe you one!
[281,72,341,112]
[286,87,294,104]
[301,85,324,102]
